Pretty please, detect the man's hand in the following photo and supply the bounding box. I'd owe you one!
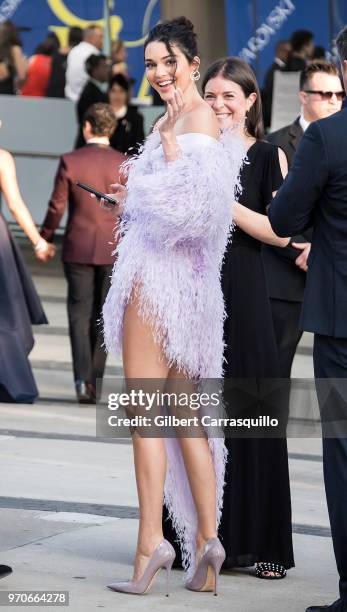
[292,242,311,272]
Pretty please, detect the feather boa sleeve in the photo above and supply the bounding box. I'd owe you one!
[123,132,237,248]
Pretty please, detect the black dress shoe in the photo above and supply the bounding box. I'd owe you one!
[306,599,347,611]
[85,382,96,403]
[75,381,96,404]
[0,565,12,579]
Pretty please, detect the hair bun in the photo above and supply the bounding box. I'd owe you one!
[171,16,195,32]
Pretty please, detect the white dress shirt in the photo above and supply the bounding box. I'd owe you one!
[86,137,110,145]
[65,41,100,102]
[274,57,286,69]
[299,113,310,132]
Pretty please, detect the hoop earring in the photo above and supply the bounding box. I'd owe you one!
[190,69,201,81]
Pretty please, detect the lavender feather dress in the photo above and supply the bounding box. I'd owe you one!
[103,129,246,578]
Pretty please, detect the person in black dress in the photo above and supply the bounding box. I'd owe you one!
[0,140,54,402]
[162,57,294,579]
[202,58,294,578]
[108,74,145,154]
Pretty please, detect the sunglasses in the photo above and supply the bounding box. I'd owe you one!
[303,89,345,101]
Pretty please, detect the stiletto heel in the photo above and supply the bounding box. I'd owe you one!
[107,539,176,595]
[211,556,224,596]
[185,537,226,594]
[164,558,174,597]
[214,567,218,596]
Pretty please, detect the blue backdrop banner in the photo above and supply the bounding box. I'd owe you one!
[8,0,160,100]
[225,0,347,86]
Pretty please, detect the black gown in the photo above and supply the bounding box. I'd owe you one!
[109,105,145,155]
[0,214,47,403]
[162,140,294,571]
[219,140,294,570]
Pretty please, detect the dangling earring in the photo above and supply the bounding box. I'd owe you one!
[190,68,201,81]
[244,110,249,133]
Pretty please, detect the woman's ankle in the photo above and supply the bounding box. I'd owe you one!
[136,533,164,557]
[196,531,218,551]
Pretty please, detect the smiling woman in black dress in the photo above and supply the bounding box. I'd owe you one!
[203,57,294,578]
[162,58,294,579]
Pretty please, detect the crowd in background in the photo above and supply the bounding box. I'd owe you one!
[261,29,346,129]
[0,20,132,98]
[2,20,347,149]
[1,21,345,135]
[0,20,145,154]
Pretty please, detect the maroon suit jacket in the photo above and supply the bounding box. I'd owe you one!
[41,143,125,265]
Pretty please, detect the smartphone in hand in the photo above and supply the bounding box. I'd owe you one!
[76,182,118,206]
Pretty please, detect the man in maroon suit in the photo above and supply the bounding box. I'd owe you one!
[41,103,125,403]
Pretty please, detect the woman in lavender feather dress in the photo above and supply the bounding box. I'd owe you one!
[102,19,245,595]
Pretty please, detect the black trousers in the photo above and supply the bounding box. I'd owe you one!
[270,298,303,378]
[313,333,347,604]
[64,263,112,386]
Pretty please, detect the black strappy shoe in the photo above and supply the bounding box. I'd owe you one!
[255,562,287,579]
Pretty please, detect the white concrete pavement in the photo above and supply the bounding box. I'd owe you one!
[0,243,341,611]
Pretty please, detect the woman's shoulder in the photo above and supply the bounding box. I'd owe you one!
[0,150,14,182]
[0,149,13,163]
[11,45,23,58]
[251,139,282,163]
[253,139,278,153]
[181,102,219,140]
[127,104,142,117]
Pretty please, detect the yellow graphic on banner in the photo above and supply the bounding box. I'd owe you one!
[47,0,122,47]
[46,0,152,100]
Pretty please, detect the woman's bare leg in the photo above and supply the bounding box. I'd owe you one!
[122,296,169,580]
[166,368,217,555]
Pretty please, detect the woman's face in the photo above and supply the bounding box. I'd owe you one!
[108,83,128,109]
[204,75,256,131]
[144,41,197,101]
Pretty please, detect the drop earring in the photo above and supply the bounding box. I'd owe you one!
[244,110,249,133]
[190,68,201,81]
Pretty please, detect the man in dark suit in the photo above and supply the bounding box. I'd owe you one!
[75,54,109,148]
[41,103,124,403]
[262,39,291,129]
[264,61,344,378]
[268,26,347,612]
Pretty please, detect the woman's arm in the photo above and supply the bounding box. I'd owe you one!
[232,147,290,247]
[11,45,27,87]
[0,150,54,259]
[232,202,290,246]
[158,89,183,162]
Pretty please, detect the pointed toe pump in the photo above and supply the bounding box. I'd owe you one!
[107,539,176,596]
[185,537,226,595]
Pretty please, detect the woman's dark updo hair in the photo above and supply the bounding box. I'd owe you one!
[144,16,198,63]
[202,57,264,140]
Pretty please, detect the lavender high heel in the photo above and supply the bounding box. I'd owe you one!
[185,537,226,595]
[107,539,176,596]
